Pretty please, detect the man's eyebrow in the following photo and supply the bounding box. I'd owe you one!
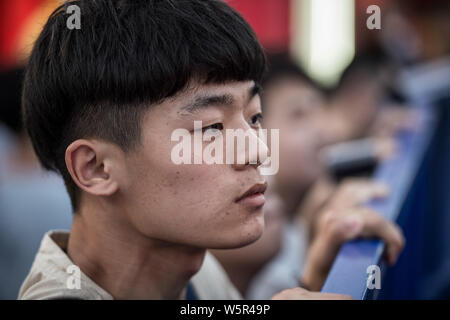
[180,82,262,115]
[181,94,234,114]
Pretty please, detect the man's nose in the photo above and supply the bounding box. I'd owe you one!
[232,127,270,171]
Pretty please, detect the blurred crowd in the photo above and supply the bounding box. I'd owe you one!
[0,0,449,299]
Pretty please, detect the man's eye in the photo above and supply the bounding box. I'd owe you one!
[202,123,224,132]
[249,113,263,127]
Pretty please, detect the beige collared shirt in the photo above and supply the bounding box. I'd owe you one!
[18,230,242,300]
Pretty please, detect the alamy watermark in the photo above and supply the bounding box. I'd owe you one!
[65,4,381,31]
[367,5,381,30]
[170,121,279,175]
[66,264,81,289]
[366,265,381,290]
[66,4,81,30]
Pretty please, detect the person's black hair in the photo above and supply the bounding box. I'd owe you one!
[261,53,327,111]
[262,53,323,90]
[337,47,388,88]
[333,46,407,102]
[22,0,267,211]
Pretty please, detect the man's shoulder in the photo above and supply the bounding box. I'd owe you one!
[18,230,112,300]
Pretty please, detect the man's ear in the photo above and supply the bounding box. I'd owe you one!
[65,139,120,197]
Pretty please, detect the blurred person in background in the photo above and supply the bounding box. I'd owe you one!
[379,1,450,65]
[208,0,447,300]
[261,53,397,232]
[322,48,419,147]
[212,54,404,298]
[0,67,72,299]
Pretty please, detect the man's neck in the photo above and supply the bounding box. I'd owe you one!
[67,202,206,300]
[218,261,262,297]
[275,180,309,218]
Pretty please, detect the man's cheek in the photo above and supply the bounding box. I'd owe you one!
[183,163,226,182]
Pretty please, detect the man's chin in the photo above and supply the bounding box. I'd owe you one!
[208,222,265,250]
[234,232,264,249]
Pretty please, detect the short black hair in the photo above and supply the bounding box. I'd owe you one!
[337,48,388,88]
[22,0,266,211]
[261,53,326,111]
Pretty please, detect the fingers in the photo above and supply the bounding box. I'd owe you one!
[301,235,343,291]
[312,177,405,284]
[341,208,405,265]
[317,209,364,243]
[359,209,405,265]
[348,180,389,202]
[272,287,353,300]
[329,179,389,209]
[317,207,405,266]
[374,137,397,160]
[315,292,353,300]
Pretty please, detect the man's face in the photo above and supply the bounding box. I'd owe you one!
[119,80,268,249]
[263,78,327,192]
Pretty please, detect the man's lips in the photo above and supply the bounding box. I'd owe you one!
[235,181,268,207]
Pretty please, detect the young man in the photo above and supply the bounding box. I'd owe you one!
[19,0,401,300]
